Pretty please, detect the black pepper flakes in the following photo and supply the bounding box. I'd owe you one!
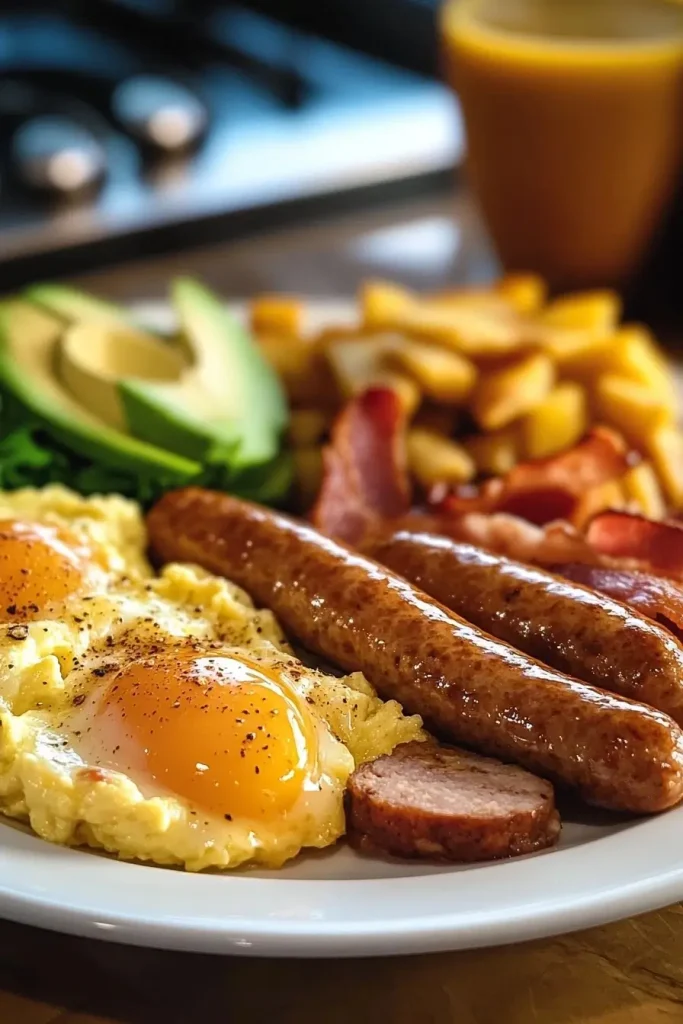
[7,624,28,641]
[72,694,86,706]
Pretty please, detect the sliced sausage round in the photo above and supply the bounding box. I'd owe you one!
[346,741,561,862]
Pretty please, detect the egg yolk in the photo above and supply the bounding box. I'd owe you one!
[0,519,95,620]
[73,649,316,821]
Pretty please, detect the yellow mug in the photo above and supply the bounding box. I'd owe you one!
[442,0,683,290]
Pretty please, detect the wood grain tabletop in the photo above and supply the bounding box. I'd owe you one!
[2,192,682,1024]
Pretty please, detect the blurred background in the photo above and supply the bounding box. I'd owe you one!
[0,0,462,287]
[2,0,683,327]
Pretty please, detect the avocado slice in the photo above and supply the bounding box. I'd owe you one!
[116,278,288,467]
[26,284,137,330]
[0,300,200,483]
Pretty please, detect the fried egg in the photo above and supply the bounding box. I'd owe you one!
[0,489,423,870]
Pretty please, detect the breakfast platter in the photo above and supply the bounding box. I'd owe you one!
[1,283,683,956]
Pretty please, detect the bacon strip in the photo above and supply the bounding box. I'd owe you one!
[434,428,631,527]
[586,512,683,580]
[311,387,411,544]
[553,563,683,643]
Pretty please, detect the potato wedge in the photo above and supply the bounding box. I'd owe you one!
[251,296,304,336]
[407,428,475,487]
[539,290,621,332]
[496,273,547,315]
[257,334,337,406]
[471,352,555,431]
[288,409,331,448]
[360,280,413,330]
[603,325,677,413]
[573,479,626,528]
[593,374,673,446]
[522,382,587,460]
[324,334,420,415]
[646,425,683,506]
[464,427,520,477]
[387,338,477,403]
[622,461,666,520]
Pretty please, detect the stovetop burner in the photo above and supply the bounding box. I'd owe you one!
[0,1,461,286]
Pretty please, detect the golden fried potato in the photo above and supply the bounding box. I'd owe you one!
[622,462,666,520]
[522,382,587,460]
[407,429,475,488]
[386,338,477,403]
[251,295,304,336]
[324,335,420,415]
[593,375,673,446]
[495,273,547,315]
[471,352,555,431]
[646,425,683,506]
[539,290,621,332]
[257,334,337,407]
[573,479,626,527]
[464,427,520,477]
[287,409,331,448]
[602,325,677,413]
[360,281,413,330]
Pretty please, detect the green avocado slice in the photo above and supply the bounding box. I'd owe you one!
[25,284,138,330]
[117,278,288,468]
[0,301,200,483]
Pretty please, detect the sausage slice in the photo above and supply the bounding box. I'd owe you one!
[346,741,561,862]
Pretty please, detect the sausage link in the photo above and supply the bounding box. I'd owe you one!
[147,489,683,813]
[365,530,683,725]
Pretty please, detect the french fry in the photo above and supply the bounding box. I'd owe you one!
[522,382,587,460]
[471,352,555,431]
[288,409,331,448]
[386,338,477,403]
[496,273,547,315]
[464,427,520,477]
[646,425,683,506]
[593,374,673,447]
[622,461,666,520]
[251,296,304,336]
[407,428,475,487]
[257,334,337,407]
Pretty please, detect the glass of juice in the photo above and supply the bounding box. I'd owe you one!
[442,0,683,290]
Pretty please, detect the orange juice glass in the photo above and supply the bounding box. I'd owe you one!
[442,0,683,289]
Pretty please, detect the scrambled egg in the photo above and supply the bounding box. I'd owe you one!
[0,486,422,870]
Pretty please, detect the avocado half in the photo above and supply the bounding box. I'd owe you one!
[0,301,201,484]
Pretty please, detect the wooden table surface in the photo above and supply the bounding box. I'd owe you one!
[3,191,683,1024]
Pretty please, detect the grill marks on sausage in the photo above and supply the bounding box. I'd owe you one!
[345,741,561,862]
[147,489,683,815]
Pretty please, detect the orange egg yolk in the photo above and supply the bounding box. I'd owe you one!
[71,649,316,821]
[0,519,96,620]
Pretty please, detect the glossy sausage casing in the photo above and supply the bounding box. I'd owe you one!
[147,489,683,814]
[365,530,683,725]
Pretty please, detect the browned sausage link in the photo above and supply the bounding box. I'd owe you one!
[147,489,683,813]
[365,530,683,725]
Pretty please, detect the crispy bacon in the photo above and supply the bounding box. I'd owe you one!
[554,563,683,642]
[311,387,411,544]
[433,428,632,527]
[586,512,683,580]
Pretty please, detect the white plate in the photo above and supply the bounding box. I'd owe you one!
[1,299,682,958]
